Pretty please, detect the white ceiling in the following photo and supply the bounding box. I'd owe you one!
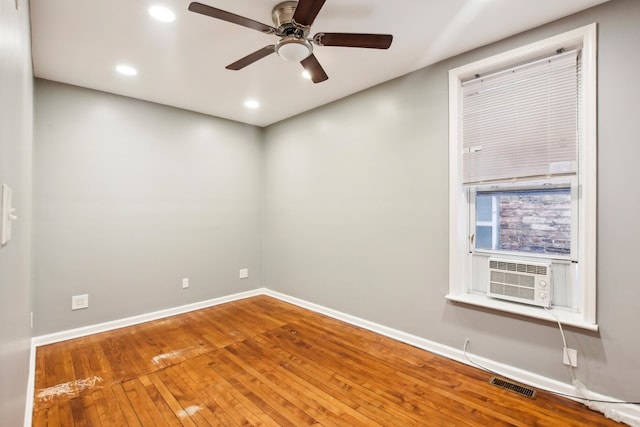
[30,0,608,127]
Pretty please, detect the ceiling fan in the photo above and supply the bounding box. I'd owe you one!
[187,0,393,83]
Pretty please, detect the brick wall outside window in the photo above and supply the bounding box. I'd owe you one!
[499,192,571,255]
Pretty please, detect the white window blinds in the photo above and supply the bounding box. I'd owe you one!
[461,50,580,185]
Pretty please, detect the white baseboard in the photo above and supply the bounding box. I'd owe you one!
[263,289,640,427]
[23,340,36,427]
[26,289,265,427]
[28,288,640,427]
[32,289,263,347]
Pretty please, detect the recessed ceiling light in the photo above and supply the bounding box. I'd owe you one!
[116,64,137,76]
[301,70,312,80]
[244,99,260,109]
[149,5,175,22]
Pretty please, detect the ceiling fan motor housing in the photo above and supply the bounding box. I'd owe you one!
[272,1,313,61]
[272,2,302,31]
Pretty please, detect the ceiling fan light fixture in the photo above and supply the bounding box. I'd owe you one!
[275,36,312,62]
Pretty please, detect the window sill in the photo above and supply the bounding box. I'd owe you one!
[445,293,598,331]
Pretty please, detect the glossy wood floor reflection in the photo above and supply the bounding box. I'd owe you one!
[33,296,620,426]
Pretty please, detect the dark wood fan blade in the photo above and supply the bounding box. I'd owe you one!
[301,54,328,83]
[226,46,276,70]
[188,2,276,34]
[292,0,326,27]
[314,33,393,49]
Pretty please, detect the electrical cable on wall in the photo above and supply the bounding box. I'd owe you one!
[543,306,577,384]
[462,339,639,405]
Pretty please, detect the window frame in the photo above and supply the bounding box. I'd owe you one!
[447,24,598,330]
[471,184,575,259]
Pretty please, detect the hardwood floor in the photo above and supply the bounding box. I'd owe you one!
[33,296,621,426]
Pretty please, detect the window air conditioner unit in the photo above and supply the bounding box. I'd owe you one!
[487,258,551,307]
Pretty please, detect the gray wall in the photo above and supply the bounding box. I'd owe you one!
[263,0,640,401]
[31,0,639,405]
[33,80,263,335]
[0,0,33,424]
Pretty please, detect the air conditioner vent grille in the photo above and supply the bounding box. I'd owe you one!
[489,260,547,276]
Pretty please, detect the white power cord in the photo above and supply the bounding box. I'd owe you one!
[543,307,577,384]
[463,338,640,426]
[463,335,639,407]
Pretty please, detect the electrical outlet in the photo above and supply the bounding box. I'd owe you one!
[71,294,89,310]
[239,268,249,279]
[182,278,190,289]
[563,347,578,367]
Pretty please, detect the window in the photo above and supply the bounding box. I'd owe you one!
[447,24,597,330]
[474,188,571,255]
[475,191,499,251]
